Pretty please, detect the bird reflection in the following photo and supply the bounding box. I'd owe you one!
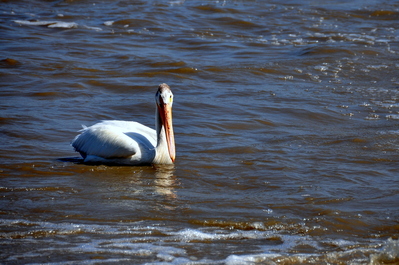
[153,164,177,200]
[82,164,179,203]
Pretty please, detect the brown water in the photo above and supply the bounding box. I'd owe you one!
[1,0,399,264]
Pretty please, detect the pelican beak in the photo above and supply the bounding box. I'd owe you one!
[159,103,175,162]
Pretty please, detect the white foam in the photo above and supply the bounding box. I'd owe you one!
[224,239,398,265]
[225,254,280,265]
[83,25,102,31]
[104,21,114,26]
[386,114,399,120]
[175,228,215,241]
[14,20,78,28]
[47,22,78,28]
[366,65,389,70]
[14,20,58,26]
[370,238,399,264]
[172,228,273,242]
[315,65,328,72]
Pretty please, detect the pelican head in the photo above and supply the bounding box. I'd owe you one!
[155,83,175,163]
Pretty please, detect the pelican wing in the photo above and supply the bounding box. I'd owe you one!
[72,121,157,159]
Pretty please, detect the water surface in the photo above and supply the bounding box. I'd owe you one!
[1,0,399,264]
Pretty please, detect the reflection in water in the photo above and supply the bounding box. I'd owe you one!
[83,164,179,202]
[57,158,178,201]
[153,164,177,200]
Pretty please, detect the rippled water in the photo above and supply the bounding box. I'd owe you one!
[1,0,399,264]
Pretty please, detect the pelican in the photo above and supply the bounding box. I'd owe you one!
[71,83,175,165]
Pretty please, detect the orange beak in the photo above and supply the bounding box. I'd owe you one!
[159,103,175,162]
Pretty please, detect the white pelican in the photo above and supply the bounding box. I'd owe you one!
[71,83,175,165]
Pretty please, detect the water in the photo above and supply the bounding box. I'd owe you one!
[1,0,399,264]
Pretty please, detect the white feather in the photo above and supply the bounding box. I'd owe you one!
[72,120,157,165]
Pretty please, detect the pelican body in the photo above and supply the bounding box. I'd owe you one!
[72,83,175,165]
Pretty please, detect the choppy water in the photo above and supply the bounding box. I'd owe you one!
[1,0,399,264]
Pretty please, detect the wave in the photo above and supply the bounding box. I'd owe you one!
[13,20,102,31]
[1,219,397,264]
